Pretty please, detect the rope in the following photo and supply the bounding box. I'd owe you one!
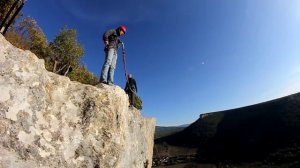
[121,42,128,80]
[121,42,136,94]
[121,43,159,166]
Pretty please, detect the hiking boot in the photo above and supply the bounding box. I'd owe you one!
[100,81,108,84]
[108,82,114,86]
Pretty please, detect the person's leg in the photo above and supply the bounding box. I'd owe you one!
[100,48,114,83]
[129,92,134,106]
[107,49,117,84]
[125,91,131,106]
[132,92,136,106]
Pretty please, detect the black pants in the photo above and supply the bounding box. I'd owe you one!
[127,91,136,106]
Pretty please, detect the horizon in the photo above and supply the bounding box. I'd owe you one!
[158,91,300,127]
[21,0,300,126]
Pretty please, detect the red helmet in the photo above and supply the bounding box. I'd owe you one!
[119,25,127,34]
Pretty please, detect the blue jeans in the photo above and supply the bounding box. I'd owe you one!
[100,48,117,84]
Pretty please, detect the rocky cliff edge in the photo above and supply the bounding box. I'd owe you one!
[0,34,155,168]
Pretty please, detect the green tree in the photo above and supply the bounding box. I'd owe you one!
[5,29,30,50]
[50,27,84,75]
[19,17,50,60]
[6,16,52,71]
[134,95,143,110]
[68,65,98,85]
[6,16,50,57]
[4,15,98,85]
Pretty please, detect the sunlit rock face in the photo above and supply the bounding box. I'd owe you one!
[0,34,155,168]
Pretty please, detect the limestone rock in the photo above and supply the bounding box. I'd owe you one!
[0,34,155,168]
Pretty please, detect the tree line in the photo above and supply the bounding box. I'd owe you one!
[2,1,98,85]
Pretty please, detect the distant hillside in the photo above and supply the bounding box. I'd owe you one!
[155,125,188,139]
[178,124,190,127]
[155,92,300,167]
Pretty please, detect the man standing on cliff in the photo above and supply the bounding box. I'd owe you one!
[100,25,127,85]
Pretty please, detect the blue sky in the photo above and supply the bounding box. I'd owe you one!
[22,0,300,126]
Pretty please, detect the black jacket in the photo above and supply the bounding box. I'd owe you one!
[102,29,121,49]
[125,78,137,93]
